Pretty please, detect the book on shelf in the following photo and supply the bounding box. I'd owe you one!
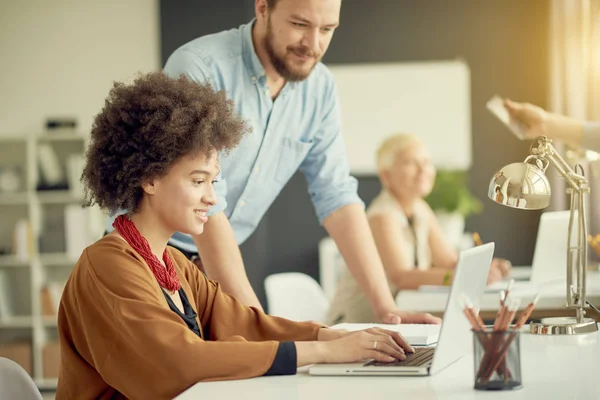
[36,143,65,187]
[66,153,85,197]
[0,270,14,320]
[40,287,55,317]
[43,341,60,378]
[40,281,65,317]
[12,219,34,262]
[65,204,89,261]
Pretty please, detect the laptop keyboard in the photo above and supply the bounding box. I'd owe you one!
[364,347,435,367]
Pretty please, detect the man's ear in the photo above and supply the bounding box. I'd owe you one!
[255,0,268,21]
[141,180,156,195]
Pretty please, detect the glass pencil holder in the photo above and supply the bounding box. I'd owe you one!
[472,329,523,391]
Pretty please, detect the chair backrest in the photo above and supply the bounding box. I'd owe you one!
[0,357,43,400]
[264,272,330,324]
[318,236,346,301]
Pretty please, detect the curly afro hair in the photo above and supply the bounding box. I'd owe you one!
[81,71,248,215]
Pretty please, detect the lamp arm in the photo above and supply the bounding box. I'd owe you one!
[578,188,588,317]
[537,140,586,188]
[533,138,589,322]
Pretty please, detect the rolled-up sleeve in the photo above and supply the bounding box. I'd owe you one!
[581,122,600,153]
[299,78,364,224]
[164,49,228,216]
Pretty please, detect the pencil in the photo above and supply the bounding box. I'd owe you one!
[501,280,515,307]
[588,235,600,257]
[495,298,520,379]
[475,298,508,379]
[477,295,519,380]
[513,294,540,329]
[461,294,486,331]
[461,294,512,378]
[481,295,539,381]
[472,232,484,247]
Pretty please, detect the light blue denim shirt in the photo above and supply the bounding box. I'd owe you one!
[106,20,363,252]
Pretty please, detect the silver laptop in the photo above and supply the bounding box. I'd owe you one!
[529,210,573,283]
[485,210,572,293]
[486,210,577,292]
[309,242,494,377]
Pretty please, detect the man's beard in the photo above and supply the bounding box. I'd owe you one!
[264,20,321,82]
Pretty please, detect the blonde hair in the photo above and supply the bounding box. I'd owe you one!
[376,133,423,172]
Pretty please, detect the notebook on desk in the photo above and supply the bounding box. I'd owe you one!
[329,323,440,346]
[309,243,494,377]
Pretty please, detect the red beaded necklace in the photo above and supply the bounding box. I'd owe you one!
[113,214,181,292]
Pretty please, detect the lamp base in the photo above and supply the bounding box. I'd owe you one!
[529,317,598,335]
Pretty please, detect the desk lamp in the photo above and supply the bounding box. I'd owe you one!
[488,136,598,335]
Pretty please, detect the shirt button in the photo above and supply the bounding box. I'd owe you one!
[251,76,257,82]
[254,166,260,174]
[239,200,246,207]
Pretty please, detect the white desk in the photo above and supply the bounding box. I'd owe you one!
[396,268,600,316]
[176,328,600,399]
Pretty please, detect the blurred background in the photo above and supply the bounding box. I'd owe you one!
[0,0,599,394]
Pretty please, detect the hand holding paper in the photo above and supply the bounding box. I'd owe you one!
[486,95,529,139]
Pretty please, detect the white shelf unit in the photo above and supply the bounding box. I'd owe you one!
[0,133,101,389]
[0,316,34,329]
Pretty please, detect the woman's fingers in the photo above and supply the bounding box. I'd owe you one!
[385,330,414,353]
[363,333,407,360]
[372,339,407,360]
[366,350,396,363]
[366,328,415,353]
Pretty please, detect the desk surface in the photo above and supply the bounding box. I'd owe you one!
[177,328,600,399]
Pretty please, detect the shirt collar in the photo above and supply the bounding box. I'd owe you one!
[241,19,299,92]
[241,19,266,84]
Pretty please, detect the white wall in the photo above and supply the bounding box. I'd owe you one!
[0,0,160,135]
[328,60,471,175]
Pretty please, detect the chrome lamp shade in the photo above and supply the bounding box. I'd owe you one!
[488,162,551,210]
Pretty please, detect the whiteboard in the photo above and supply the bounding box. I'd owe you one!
[328,60,471,175]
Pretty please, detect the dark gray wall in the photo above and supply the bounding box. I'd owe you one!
[160,0,548,309]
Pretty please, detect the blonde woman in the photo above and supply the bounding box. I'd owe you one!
[326,133,510,324]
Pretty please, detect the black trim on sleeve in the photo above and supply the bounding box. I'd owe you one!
[264,341,297,376]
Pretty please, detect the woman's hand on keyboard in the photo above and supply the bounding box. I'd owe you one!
[318,327,414,364]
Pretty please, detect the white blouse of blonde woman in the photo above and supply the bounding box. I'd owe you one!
[326,134,511,324]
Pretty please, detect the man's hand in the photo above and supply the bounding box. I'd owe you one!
[379,310,442,325]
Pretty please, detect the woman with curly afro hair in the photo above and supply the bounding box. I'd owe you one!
[56,72,413,400]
